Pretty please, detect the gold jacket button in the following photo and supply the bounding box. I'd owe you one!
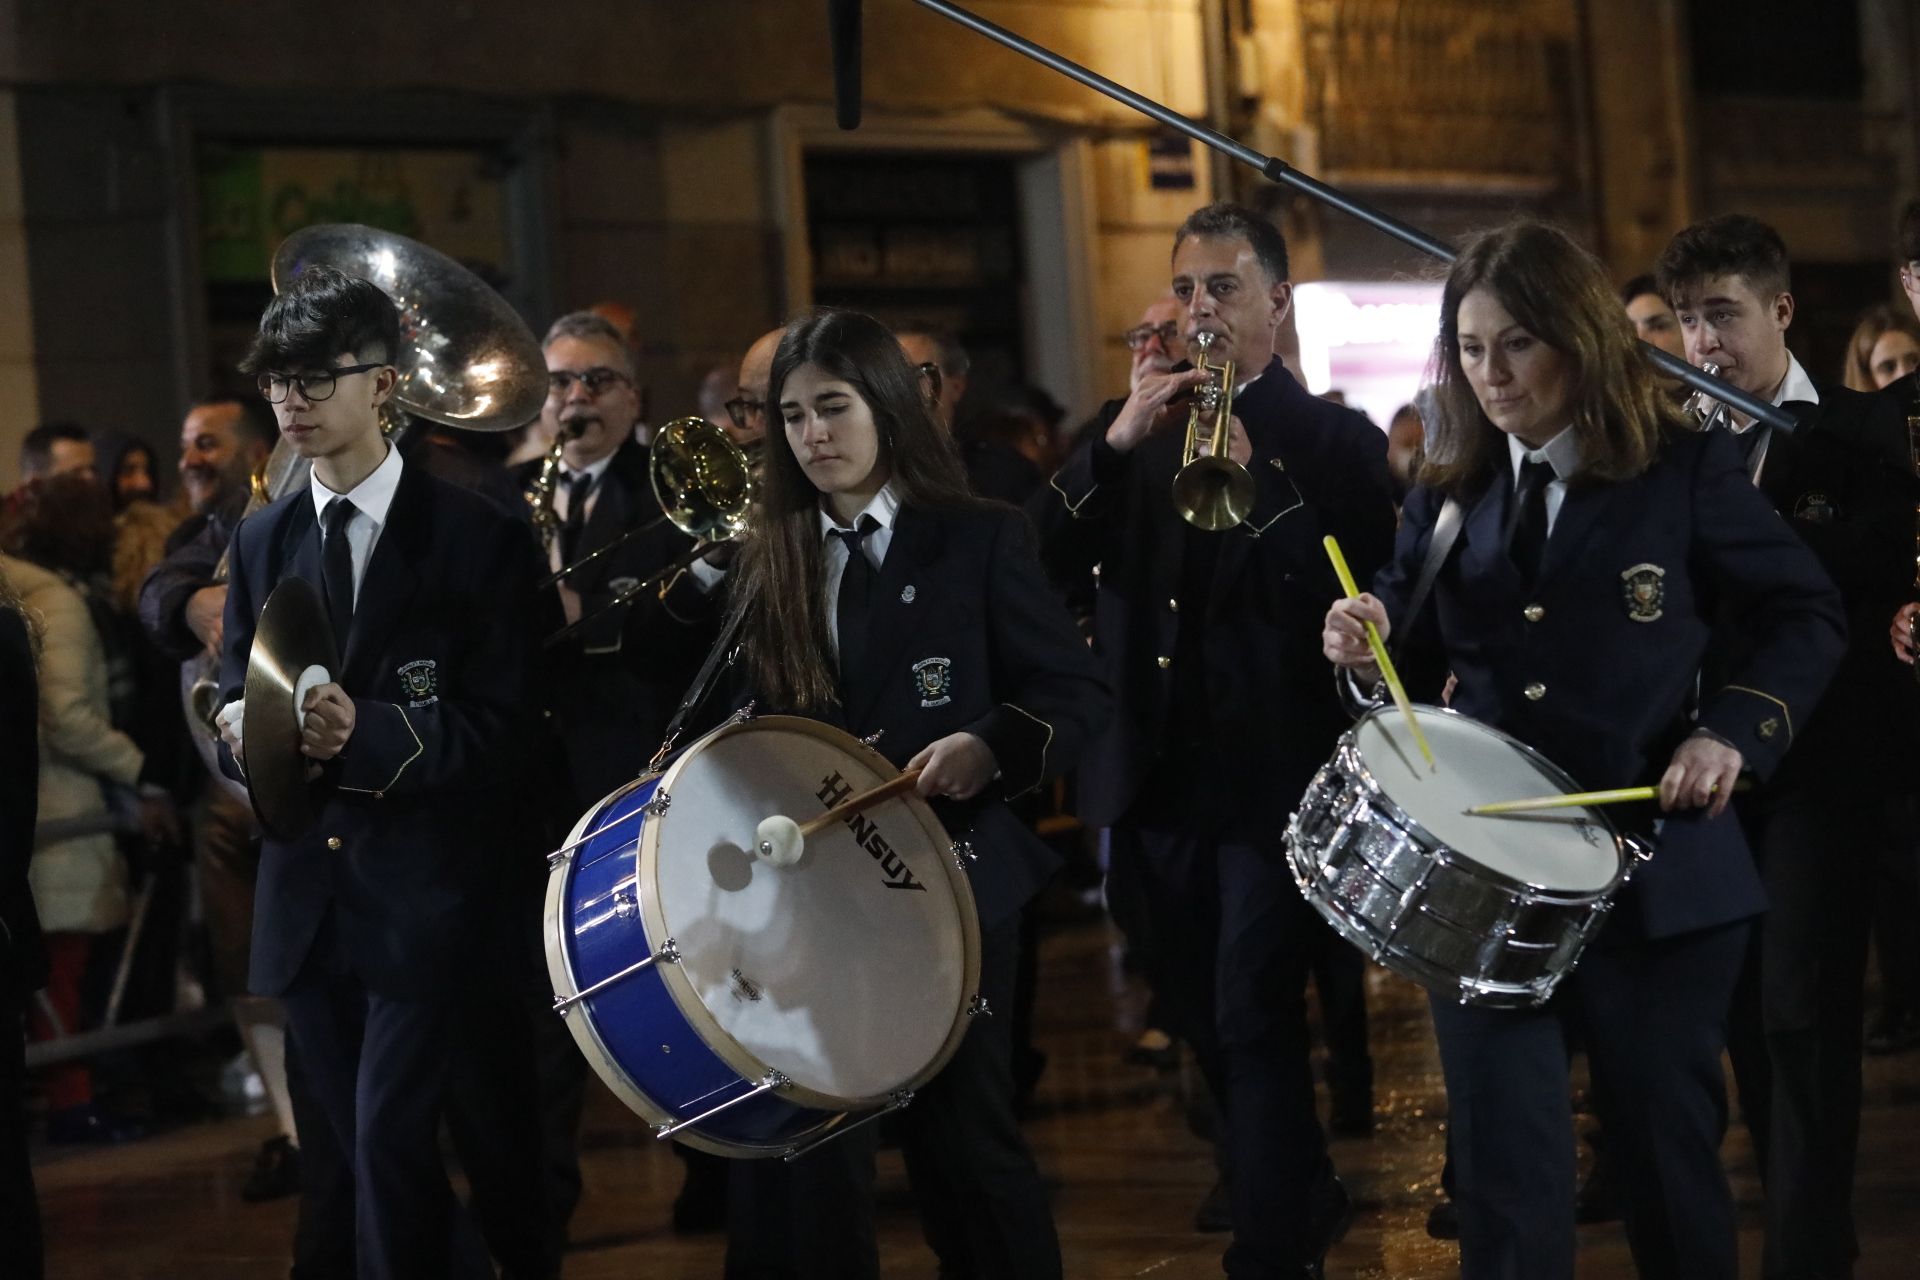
[1156,656,1172,669]
[1524,682,1546,701]
[1523,604,1545,623]
[326,836,343,851]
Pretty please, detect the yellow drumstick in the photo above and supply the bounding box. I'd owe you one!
[1467,779,1750,816]
[1323,535,1435,772]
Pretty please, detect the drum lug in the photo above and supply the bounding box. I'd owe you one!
[725,700,758,728]
[613,888,639,920]
[860,730,885,748]
[551,936,680,1015]
[1622,833,1656,864]
[780,1089,916,1162]
[950,839,976,870]
[654,1070,791,1140]
[546,845,574,868]
[967,994,991,1018]
[643,790,672,817]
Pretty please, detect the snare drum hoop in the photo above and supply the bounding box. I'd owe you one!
[1340,704,1631,905]
[635,715,985,1114]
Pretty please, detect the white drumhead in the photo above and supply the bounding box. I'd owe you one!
[1352,708,1621,893]
[645,722,969,1101]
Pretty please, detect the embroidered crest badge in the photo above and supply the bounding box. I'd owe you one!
[397,659,440,707]
[901,585,917,604]
[607,575,641,599]
[1620,563,1665,623]
[1792,491,1837,524]
[912,656,953,708]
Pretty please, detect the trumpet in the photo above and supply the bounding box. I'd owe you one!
[1172,332,1255,530]
[1684,361,1732,432]
[543,415,755,646]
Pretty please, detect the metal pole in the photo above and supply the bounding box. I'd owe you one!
[907,0,1795,432]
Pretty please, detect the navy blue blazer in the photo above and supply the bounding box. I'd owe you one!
[717,503,1112,929]
[217,461,544,1000]
[1374,427,1846,939]
[1031,359,1398,833]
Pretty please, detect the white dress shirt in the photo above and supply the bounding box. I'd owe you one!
[1505,426,1580,535]
[549,449,616,572]
[310,443,404,605]
[820,483,901,658]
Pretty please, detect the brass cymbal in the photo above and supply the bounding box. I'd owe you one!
[243,577,340,841]
[271,223,547,433]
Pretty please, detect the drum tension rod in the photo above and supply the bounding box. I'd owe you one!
[552,938,681,1015]
[546,790,672,865]
[780,1090,917,1162]
[655,1071,792,1139]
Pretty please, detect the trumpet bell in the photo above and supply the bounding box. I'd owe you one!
[272,224,547,433]
[651,416,754,541]
[1171,456,1256,532]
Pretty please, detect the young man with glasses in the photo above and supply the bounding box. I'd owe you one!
[215,264,547,1279]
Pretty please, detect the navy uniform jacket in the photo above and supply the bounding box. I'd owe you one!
[712,503,1112,929]
[1030,359,1397,835]
[1730,382,1919,792]
[1,606,44,996]
[1375,428,1846,940]
[512,437,701,814]
[217,462,544,1000]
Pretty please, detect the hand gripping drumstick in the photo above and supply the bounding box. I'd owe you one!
[1467,779,1751,816]
[1323,535,1436,772]
[755,767,926,867]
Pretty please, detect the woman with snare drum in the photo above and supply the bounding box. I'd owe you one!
[688,309,1108,1280]
[1322,222,1844,1280]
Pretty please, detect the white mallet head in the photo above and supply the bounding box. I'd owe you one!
[754,815,805,867]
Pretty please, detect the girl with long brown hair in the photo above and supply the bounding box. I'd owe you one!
[708,309,1108,1279]
[1322,222,1844,1279]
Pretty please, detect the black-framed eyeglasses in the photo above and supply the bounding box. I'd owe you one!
[547,367,631,398]
[256,363,387,404]
[724,396,766,430]
[1123,321,1181,352]
[916,362,944,404]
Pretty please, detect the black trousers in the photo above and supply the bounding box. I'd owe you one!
[2,1001,42,1280]
[1433,919,1748,1280]
[1134,825,1332,1278]
[724,919,1060,1280]
[1725,792,1877,1280]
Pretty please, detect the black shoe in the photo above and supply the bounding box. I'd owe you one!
[1865,1010,1920,1055]
[1328,1085,1374,1138]
[1574,1149,1622,1224]
[1425,1197,1460,1240]
[1306,1173,1354,1265]
[241,1135,302,1203]
[1193,1179,1233,1233]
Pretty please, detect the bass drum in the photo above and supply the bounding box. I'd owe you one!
[544,714,983,1158]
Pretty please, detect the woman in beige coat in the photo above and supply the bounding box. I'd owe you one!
[3,474,163,1141]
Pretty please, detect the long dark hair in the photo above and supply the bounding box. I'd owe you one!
[1422,221,1686,497]
[727,310,984,710]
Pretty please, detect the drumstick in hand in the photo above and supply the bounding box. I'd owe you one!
[1323,535,1436,772]
[755,767,926,866]
[1467,779,1750,816]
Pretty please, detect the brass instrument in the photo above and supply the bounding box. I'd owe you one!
[1684,361,1732,432]
[525,428,573,559]
[544,417,756,647]
[1172,332,1255,531]
[183,223,547,795]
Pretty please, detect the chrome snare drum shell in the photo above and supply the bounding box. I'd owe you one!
[1287,705,1638,1008]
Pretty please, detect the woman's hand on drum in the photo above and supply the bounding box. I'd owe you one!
[1323,595,1388,682]
[1659,732,1744,818]
[908,732,999,802]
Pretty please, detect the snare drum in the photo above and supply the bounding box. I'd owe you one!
[544,714,982,1158]
[1287,705,1643,1007]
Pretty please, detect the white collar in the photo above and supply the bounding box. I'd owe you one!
[311,442,403,527]
[565,449,616,487]
[1506,426,1579,483]
[819,481,901,539]
[1772,351,1820,408]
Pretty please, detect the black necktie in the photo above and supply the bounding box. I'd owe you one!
[833,515,881,681]
[1505,458,1554,583]
[322,498,357,655]
[559,472,594,567]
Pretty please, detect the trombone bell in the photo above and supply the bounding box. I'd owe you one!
[1173,333,1255,531]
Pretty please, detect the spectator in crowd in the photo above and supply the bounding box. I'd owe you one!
[1385,401,1425,502]
[1620,272,1687,362]
[897,325,971,432]
[1842,303,1920,392]
[17,423,97,484]
[93,433,181,617]
[173,401,276,543]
